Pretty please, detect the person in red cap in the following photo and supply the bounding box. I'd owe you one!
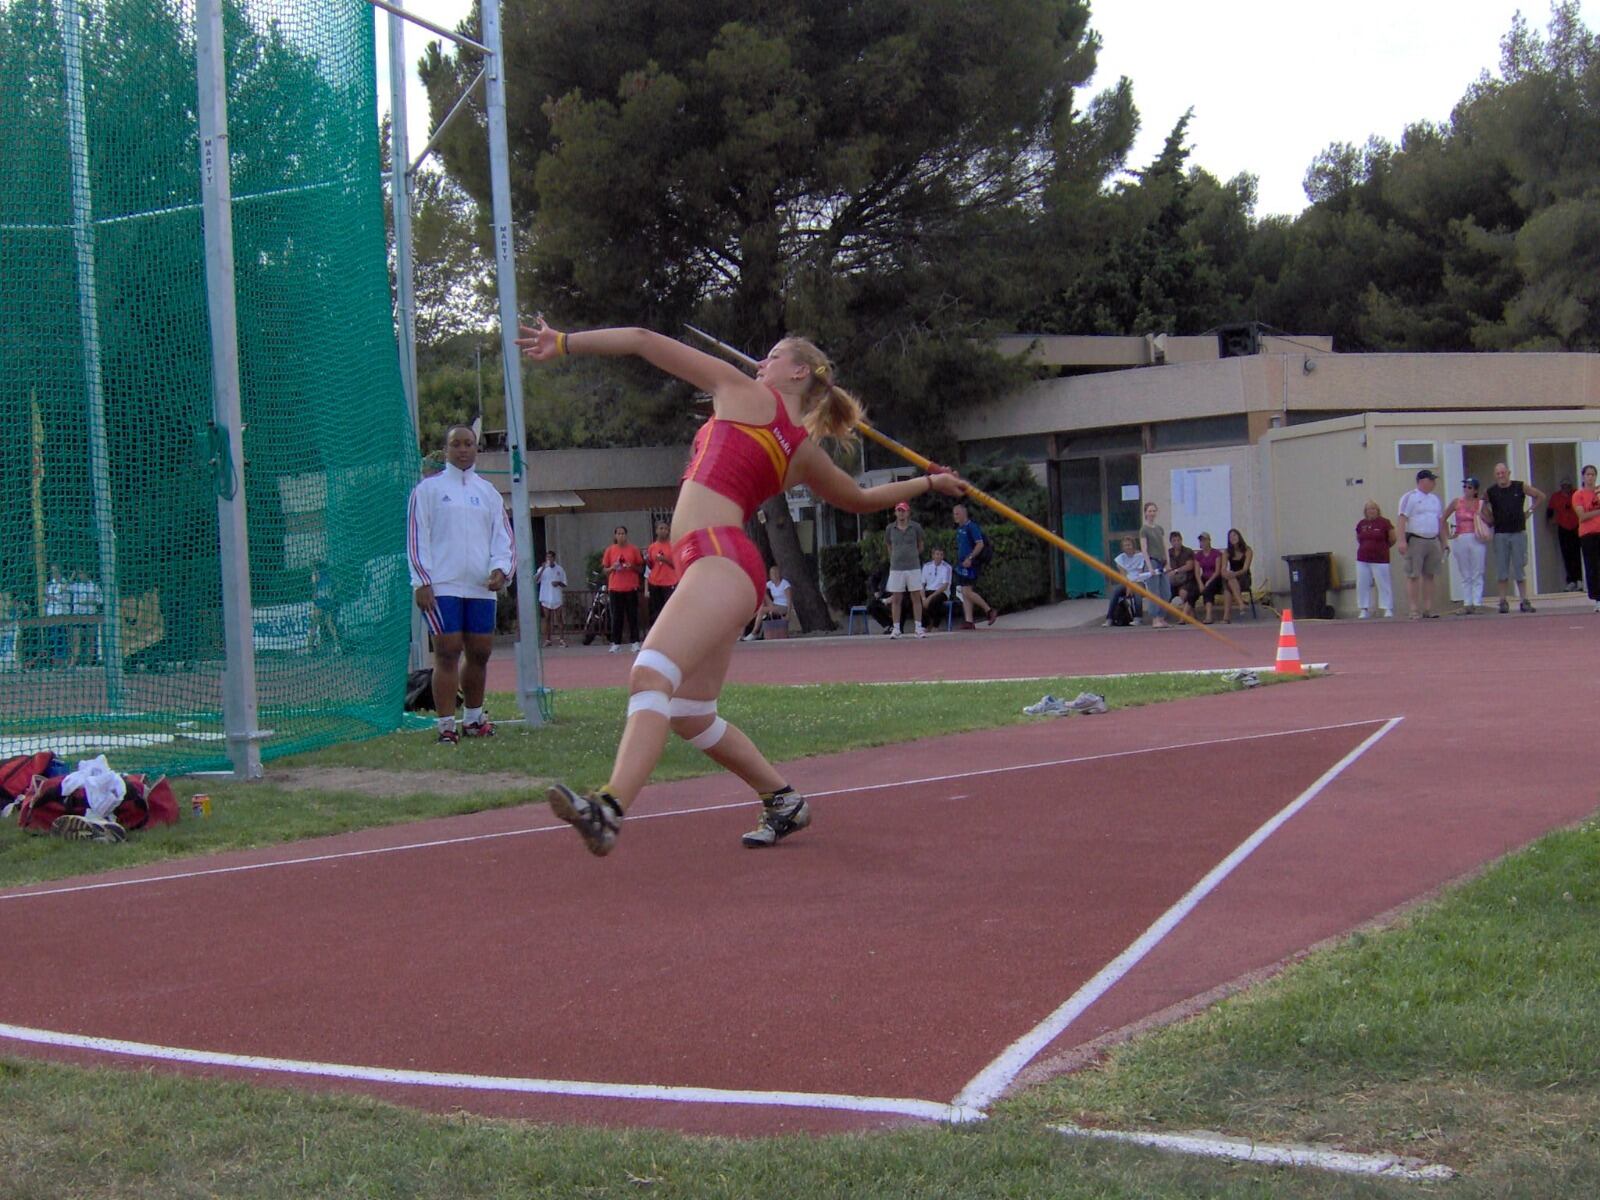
[515,318,968,855]
[883,500,928,638]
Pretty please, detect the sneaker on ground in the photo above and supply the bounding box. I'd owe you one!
[632,642,642,651]
[609,643,621,653]
[436,727,460,745]
[1498,599,1510,614]
[915,624,927,638]
[1067,691,1109,715]
[1023,694,1070,716]
[51,813,127,843]
[1519,600,1535,613]
[889,627,901,639]
[741,791,811,848]
[986,608,999,625]
[546,784,623,856]
[462,718,495,738]
[1383,609,1395,618]
[1357,609,1369,619]
[959,620,977,631]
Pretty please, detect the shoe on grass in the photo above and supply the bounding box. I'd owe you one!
[1067,691,1108,715]
[51,813,127,843]
[546,784,623,856]
[1023,694,1070,716]
[461,718,495,738]
[436,727,459,745]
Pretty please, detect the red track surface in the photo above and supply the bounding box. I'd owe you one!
[3,613,1594,1135]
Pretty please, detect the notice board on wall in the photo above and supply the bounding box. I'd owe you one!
[1170,466,1232,546]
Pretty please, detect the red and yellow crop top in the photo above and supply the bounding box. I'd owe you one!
[681,387,808,520]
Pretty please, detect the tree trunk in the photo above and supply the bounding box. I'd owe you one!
[761,495,834,632]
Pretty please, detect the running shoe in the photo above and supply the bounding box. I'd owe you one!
[1498,599,1510,614]
[436,727,460,745]
[915,624,927,638]
[1067,691,1109,715]
[1519,600,1536,613]
[986,608,999,625]
[546,784,623,856]
[461,718,495,738]
[889,627,902,639]
[1023,694,1070,716]
[51,813,127,843]
[741,789,811,848]
[959,620,977,631]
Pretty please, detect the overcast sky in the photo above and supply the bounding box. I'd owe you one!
[375,0,1591,218]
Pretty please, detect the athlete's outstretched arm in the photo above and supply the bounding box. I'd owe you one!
[795,441,965,514]
[515,318,754,398]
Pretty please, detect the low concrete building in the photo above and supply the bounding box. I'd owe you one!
[953,332,1600,610]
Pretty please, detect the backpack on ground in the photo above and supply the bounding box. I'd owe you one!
[17,772,178,833]
[1110,594,1135,626]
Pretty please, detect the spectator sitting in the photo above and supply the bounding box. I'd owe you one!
[1166,532,1198,618]
[920,547,954,629]
[744,565,792,641]
[1103,535,1154,626]
[1220,529,1254,623]
[1193,532,1225,624]
[862,564,896,633]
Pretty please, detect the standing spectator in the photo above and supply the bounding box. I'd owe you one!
[1193,532,1225,624]
[69,568,103,665]
[407,423,514,743]
[1138,501,1169,627]
[644,520,678,630]
[1397,469,1447,620]
[745,565,792,641]
[920,546,954,629]
[952,502,998,629]
[1485,462,1545,614]
[1546,478,1583,591]
[1103,535,1154,626]
[1166,532,1199,617]
[44,563,70,666]
[1443,477,1491,615]
[309,563,340,654]
[1355,500,1396,619]
[535,550,568,647]
[884,501,927,639]
[1574,464,1600,612]
[602,525,645,653]
[1220,529,1253,623]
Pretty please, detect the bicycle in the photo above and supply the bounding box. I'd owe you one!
[580,574,610,646]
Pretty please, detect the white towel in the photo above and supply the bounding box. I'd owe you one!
[60,755,126,821]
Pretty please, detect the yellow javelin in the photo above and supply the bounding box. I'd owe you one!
[684,326,1246,653]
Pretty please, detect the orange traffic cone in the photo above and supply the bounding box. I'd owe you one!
[1274,607,1304,675]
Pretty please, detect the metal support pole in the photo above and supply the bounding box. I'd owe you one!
[59,0,125,712]
[387,1,430,673]
[482,0,544,723]
[196,0,263,778]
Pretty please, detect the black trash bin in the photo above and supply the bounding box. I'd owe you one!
[1282,552,1334,619]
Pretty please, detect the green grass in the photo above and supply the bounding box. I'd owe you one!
[3,819,1598,1197]
[0,672,1254,890]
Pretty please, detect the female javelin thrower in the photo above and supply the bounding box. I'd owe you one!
[515,319,967,855]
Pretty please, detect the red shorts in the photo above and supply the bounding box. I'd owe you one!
[672,526,767,611]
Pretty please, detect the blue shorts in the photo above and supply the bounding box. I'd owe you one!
[427,595,496,637]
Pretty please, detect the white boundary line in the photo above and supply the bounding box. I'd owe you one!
[952,716,1404,1111]
[0,1021,981,1124]
[1051,1124,1453,1181]
[0,718,1390,904]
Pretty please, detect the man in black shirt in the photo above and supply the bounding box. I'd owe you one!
[1484,462,1546,614]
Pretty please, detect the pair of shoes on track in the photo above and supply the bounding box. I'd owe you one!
[1023,691,1108,717]
[544,784,810,855]
[51,813,127,843]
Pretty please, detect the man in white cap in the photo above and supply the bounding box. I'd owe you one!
[1396,469,1447,619]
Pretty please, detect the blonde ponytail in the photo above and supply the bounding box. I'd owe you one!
[780,336,863,447]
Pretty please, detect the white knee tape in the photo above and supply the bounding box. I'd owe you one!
[687,716,727,750]
[632,649,682,693]
[627,690,672,718]
[668,697,718,718]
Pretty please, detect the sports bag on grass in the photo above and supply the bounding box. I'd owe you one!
[18,773,179,833]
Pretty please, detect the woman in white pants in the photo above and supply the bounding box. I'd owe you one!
[1354,500,1396,618]
[1444,477,1491,614]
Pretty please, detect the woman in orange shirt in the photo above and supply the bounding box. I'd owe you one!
[644,520,679,631]
[1573,463,1600,610]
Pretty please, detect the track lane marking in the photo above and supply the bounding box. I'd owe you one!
[952,716,1404,1111]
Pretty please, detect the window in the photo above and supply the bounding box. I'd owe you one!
[1395,441,1436,469]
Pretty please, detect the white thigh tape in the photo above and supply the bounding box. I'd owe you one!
[632,649,682,693]
[668,697,718,718]
[627,690,672,718]
[687,716,727,750]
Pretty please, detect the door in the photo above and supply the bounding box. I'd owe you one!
[1060,459,1102,596]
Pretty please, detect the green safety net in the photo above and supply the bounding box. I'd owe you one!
[0,0,415,775]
